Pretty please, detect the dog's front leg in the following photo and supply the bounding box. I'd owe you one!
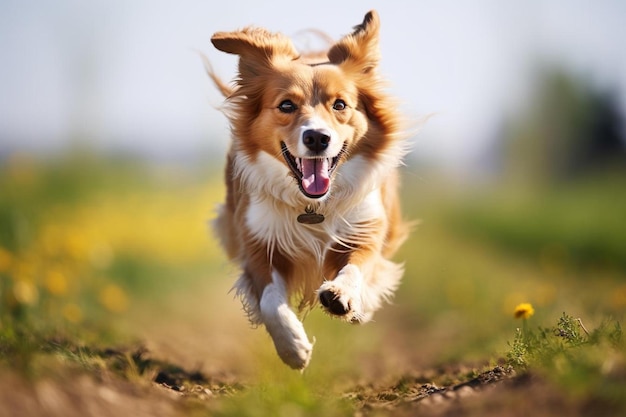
[318,264,369,323]
[260,271,313,370]
[318,246,403,324]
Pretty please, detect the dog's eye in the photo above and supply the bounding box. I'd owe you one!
[332,99,347,111]
[278,100,297,113]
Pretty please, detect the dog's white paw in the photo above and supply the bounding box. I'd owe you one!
[260,273,313,369]
[264,308,313,370]
[317,264,371,323]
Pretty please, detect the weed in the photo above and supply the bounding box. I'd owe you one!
[506,310,625,408]
[554,312,587,345]
[506,327,529,368]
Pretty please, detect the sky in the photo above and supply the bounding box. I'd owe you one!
[1,0,625,170]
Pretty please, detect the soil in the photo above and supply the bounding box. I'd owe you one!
[0,342,608,417]
[3,285,620,417]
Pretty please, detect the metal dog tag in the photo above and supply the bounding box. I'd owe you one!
[297,212,325,224]
[297,206,324,224]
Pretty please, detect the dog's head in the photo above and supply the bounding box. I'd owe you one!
[211,11,398,201]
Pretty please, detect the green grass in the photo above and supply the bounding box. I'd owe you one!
[212,375,353,417]
[505,312,625,409]
[442,174,626,272]
[0,153,625,416]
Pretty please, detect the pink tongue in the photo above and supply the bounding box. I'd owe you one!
[301,158,330,196]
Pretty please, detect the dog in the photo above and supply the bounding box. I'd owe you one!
[207,10,409,369]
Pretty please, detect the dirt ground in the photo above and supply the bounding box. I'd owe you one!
[2,278,621,417]
[0,345,613,417]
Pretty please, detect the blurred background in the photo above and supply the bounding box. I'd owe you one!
[1,0,625,385]
[2,0,625,169]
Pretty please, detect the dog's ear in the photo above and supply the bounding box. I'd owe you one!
[328,10,381,74]
[212,28,299,78]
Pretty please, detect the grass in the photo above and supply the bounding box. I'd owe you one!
[0,151,625,416]
[442,174,626,272]
[505,312,625,412]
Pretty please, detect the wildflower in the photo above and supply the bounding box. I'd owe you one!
[44,270,68,296]
[98,283,129,313]
[514,303,535,319]
[12,280,39,305]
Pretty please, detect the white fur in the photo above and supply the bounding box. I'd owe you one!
[333,147,407,203]
[295,116,342,157]
[260,271,313,369]
[238,140,405,268]
[244,178,388,265]
[317,264,368,322]
[317,258,403,324]
[234,152,303,207]
[350,256,404,318]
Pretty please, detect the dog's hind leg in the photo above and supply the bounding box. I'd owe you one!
[260,271,313,369]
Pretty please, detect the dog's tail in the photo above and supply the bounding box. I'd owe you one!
[198,51,233,98]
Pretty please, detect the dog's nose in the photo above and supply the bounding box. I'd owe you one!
[302,129,330,153]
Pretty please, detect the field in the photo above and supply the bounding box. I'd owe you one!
[1,151,625,416]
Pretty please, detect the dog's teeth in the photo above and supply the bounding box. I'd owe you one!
[296,158,302,171]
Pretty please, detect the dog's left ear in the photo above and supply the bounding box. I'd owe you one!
[328,10,381,74]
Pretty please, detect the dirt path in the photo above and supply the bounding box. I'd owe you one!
[0,341,594,417]
[3,273,620,417]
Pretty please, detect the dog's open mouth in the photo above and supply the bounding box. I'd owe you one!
[281,142,345,198]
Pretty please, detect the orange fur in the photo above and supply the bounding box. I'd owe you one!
[208,10,409,369]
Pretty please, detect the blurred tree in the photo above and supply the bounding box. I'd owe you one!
[502,67,625,183]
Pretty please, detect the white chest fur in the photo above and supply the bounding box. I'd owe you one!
[245,187,385,262]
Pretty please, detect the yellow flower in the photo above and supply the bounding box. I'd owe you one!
[98,283,129,313]
[44,270,68,296]
[514,303,535,319]
[12,279,39,305]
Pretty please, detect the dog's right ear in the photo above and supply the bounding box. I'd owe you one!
[212,28,299,78]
